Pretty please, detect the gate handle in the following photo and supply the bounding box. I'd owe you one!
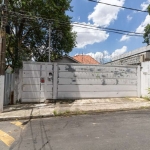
[48,72,53,81]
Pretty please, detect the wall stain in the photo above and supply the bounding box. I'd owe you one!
[116,79,119,85]
[120,73,123,76]
[102,79,106,85]
[90,68,94,72]
[126,69,131,73]
[65,65,75,72]
[102,75,106,78]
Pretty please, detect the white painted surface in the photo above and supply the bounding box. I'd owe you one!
[59,65,137,73]
[58,64,139,99]
[58,92,137,99]
[141,62,150,97]
[59,72,137,79]
[22,62,53,102]
[23,64,40,71]
[0,76,4,112]
[17,70,23,103]
[58,78,137,85]
[22,62,140,101]
[58,85,137,92]
[4,73,14,105]
[53,63,58,100]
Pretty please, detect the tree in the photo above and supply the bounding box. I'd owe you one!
[1,0,76,68]
[143,5,150,45]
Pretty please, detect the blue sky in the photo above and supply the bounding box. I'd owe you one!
[66,0,150,62]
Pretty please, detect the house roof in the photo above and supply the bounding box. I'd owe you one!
[54,55,80,63]
[73,55,100,64]
[63,55,80,63]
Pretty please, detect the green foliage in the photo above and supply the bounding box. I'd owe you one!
[148,88,150,94]
[53,110,57,116]
[143,4,150,45]
[148,5,150,15]
[143,24,150,45]
[2,0,76,68]
[143,88,150,101]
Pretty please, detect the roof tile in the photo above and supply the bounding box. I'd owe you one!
[73,55,100,64]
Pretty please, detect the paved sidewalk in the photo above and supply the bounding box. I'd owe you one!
[1,98,150,121]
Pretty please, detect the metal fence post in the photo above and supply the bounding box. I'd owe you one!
[53,63,58,100]
[137,65,141,97]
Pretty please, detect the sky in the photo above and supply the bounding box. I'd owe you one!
[66,0,150,63]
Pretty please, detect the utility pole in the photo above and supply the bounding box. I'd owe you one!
[0,0,7,75]
[49,23,51,62]
[0,0,8,112]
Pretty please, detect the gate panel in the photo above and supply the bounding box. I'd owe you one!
[22,62,140,101]
[57,64,139,99]
[22,63,41,102]
[4,73,14,105]
[22,62,53,102]
[41,64,53,101]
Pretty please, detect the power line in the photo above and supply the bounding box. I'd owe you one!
[13,20,142,37]
[73,22,143,35]
[73,24,143,37]
[7,10,143,37]
[88,0,148,13]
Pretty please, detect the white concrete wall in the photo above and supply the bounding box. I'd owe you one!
[0,76,4,112]
[141,62,150,97]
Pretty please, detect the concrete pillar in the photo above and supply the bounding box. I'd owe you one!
[0,75,4,112]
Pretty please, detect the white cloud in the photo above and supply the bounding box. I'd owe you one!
[127,15,132,21]
[136,15,150,33]
[88,0,125,27]
[86,52,104,61]
[73,23,109,48]
[120,35,130,42]
[72,0,127,48]
[111,46,127,58]
[82,46,127,63]
[141,0,150,11]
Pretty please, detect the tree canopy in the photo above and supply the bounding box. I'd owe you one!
[143,5,150,45]
[1,0,76,68]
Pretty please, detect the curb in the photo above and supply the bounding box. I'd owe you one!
[0,106,150,121]
[0,114,54,121]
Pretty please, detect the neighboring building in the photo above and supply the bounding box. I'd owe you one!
[55,55,79,63]
[73,55,100,64]
[106,45,150,65]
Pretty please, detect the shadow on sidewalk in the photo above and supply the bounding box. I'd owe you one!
[2,99,76,113]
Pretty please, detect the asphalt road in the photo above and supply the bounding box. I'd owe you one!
[1,110,150,150]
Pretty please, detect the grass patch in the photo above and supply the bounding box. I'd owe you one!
[53,110,87,116]
[143,96,150,101]
[53,110,57,116]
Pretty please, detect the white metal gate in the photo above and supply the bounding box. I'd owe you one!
[22,62,54,102]
[4,73,14,105]
[22,62,140,102]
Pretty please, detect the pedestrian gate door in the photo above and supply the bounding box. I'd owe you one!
[22,62,54,102]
